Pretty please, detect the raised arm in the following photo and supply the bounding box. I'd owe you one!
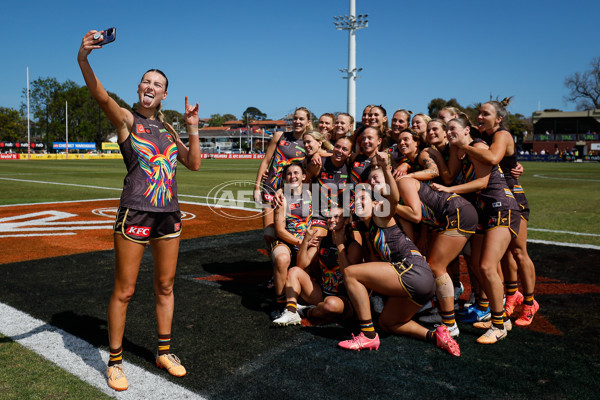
[172,96,201,171]
[77,30,132,142]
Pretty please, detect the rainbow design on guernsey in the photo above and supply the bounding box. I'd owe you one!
[286,212,312,239]
[457,158,476,184]
[130,132,178,207]
[512,184,525,194]
[371,225,391,262]
[319,259,343,293]
[268,146,305,190]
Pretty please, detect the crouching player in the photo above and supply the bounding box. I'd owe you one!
[272,207,361,326]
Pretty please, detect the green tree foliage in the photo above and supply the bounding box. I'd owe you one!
[208,113,237,127]
[427,98,462,118]
[242,107,267,122]
[0,107,27,141]
[21,77,130,147]
[162,109,185,129]
[564,56,600,110]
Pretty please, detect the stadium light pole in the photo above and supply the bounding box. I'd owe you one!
[334,0,368,127]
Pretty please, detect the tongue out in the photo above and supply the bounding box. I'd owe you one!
[142,94,154,107]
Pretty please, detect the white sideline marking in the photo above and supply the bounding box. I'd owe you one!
[0,302,206,399]
[1,178,598,249]
[528,228,600,237]
[528,239,600,250]
[533,174,600,183]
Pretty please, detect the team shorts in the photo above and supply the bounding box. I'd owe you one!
[477,209,520,238]
[441,199,477,237]
[391,256,436,307]
[114,207,182,244]
[512,187,530,222]
[310,216,328,232]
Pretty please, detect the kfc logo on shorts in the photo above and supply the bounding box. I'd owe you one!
[174,223,181,231]
[126,225,151,237]
[136,124,145,134]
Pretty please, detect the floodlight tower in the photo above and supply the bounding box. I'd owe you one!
[333,0,368,125]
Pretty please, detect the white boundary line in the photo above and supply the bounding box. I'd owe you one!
[0,303,205,399]
[527,239,600,250]
[533,174,600,183]
[528,228,600,237]
[1,177,598,247]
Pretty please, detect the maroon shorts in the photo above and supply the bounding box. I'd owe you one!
[114,207,182,243]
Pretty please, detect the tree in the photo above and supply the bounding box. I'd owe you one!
[504,113,532,138]
[0,107,26,141]
[564,57,600,110]
[21,77,131,148]
[426,98,464,118]
[208,113,237,127]
[162,109,185,129]
[241,107,267,122]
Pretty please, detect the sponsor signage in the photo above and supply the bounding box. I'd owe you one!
[0,142,46,149]
[200,153,265,159]
[53,142,97,150]
[0,153,19,159]
[102,142,120,150]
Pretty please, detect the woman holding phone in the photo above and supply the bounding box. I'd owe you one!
[78,29,201,391]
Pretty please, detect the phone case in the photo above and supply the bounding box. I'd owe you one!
[98,27,116,46]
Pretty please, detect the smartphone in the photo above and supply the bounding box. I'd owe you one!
[96,27,116,46]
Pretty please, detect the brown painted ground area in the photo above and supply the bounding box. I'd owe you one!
[0,199,262,264]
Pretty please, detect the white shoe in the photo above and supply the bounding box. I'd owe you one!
[446,323,460,338]
[436,323,460,338]
[272,309,301,326]
[418,311,442,324]
[296,304,316,317]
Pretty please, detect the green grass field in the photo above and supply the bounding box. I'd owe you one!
[1,159,598,246]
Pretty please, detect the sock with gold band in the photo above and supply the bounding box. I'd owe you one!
[359,319,377,339]
[108,346,123,367]
[158,334,171,356]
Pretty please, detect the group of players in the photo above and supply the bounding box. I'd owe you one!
[253,101,540,357]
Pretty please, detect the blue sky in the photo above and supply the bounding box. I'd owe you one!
[1,0,598,122]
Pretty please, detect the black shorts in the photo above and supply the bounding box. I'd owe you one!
[442,197,477,235]
[391,256,436,307]
[512,187,530,222]
[477,209,520,238]
[114,207,182,244]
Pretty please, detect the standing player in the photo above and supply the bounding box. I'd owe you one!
[78,29,201,391]
[254,108,310,249]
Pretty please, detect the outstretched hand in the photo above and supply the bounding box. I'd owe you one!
[184,96,199,127]
[78,30,105,62]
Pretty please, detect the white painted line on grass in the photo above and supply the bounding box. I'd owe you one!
[528,239,600,250]
[528,228,600,237]
[533,174,600,183]
[0,233,76,238]
[0,302,206,400]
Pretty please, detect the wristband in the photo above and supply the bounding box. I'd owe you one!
[187,132,199,136]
